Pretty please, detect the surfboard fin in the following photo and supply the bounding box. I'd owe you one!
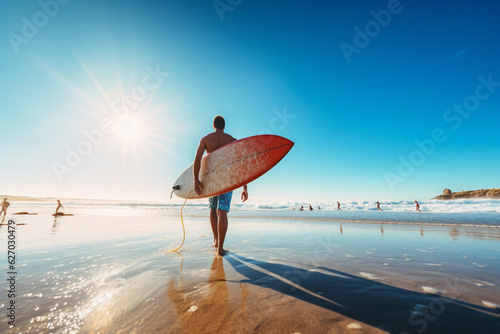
[170,185,181,199]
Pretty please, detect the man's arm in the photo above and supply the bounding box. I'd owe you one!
[193,138,206,195]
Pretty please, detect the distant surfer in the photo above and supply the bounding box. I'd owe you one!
[376,201,383,212]
[55,200,64,215]
[337,201,342,211]
[300,206,304,211]
[415,200,421,212]
[194,115,248,256]
[1,198,10,217]
[309,204,313,211]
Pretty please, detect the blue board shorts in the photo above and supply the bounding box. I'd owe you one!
[209,191,233,212]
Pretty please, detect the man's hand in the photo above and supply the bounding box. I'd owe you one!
[241,185,248,202]
[195,179,203,195]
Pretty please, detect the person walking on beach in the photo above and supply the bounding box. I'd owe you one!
[376,201,383,212]
[415,200,421,212]
[55,200,64,215]
[194,115,248,256]
[337,201,342,211]
[1,198,10,217]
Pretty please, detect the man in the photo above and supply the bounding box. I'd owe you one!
[55,200,64,215]
[376,201,383,212]
[1,198,10,218]
[194,116,248,256]
[415,200,421,212]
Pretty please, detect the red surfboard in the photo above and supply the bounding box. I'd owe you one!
[172,135,294,199]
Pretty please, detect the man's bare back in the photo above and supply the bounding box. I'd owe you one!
[201,131,236,153]
[194,126,240,196]
[194,130,236,195]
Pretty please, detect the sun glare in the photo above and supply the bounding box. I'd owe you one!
[44,56,178,163]
[116,118,141,141]
[106,108,175,163]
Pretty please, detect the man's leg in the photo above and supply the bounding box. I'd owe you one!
[213,191,232,256]
[217,210,228,256]
[209,196,219,247]
[210,208,218,247]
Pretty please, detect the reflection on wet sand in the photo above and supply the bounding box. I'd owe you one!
[51,217,59,234]
[167,256,248,333]
[444,226,500,242]
[337,222,500,242]
[449,227,459,240]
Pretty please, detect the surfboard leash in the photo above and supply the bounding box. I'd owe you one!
[167,198,187,253]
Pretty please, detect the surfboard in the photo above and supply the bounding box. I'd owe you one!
[172,135,294,199]
[52,212,74,216]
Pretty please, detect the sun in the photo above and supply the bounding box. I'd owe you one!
[115,117,142,141]
[43,56,177,162]
[106,109,174,162]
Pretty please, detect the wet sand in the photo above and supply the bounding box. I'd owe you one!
[1,209,499,333]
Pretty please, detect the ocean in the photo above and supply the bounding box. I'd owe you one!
[8,198,500,227]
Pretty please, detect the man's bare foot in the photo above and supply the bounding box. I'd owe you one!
[216,248,226,256]
[211,242,218,248]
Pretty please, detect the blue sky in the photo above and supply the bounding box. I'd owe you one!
[1,0,499,203]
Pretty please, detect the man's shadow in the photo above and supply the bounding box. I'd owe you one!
[225,253,500,333]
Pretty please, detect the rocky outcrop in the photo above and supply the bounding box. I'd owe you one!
[433,188,500,200]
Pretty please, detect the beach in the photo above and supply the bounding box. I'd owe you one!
[3,0,499,333]
[1,201,500,333]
